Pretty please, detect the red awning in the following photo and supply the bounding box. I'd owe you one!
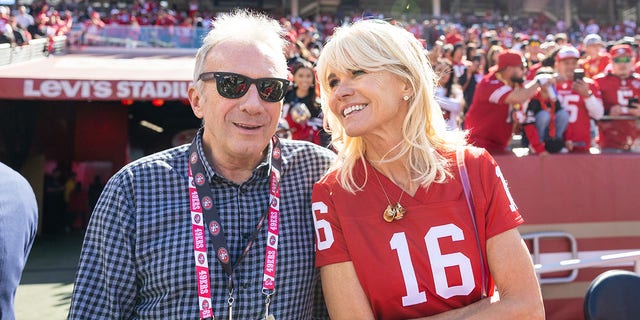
[0,48,195,101]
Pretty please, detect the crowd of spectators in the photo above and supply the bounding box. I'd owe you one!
[2,0,639,49]
[275,10,640,154]
[1,4,72,47]
[2,1,639,153]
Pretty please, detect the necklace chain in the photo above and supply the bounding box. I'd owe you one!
[372,168,407,222]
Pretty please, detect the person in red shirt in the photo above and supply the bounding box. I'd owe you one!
[593,44,640,149]
[554,46,604,152]
[579,34,610,79]
[464,50,549,154]
[594,44,640,116]
[314,19,544,320]
[522,67,570,154]
[444,24,463,45]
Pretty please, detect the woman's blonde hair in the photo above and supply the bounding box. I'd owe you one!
[315,19,467,193]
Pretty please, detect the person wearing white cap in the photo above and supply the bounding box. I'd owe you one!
[554,46,604,152]
[580,34,610,78]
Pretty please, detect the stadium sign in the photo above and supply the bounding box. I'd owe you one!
[16,79,191,100]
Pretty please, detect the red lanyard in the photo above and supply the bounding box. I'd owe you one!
[188,136,282,320]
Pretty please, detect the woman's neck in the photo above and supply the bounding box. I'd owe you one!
[295,86,309,98]
[365,146,417,196]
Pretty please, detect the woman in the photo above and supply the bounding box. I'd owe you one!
[433,58,464,130]
[312,19,544,320]
[485,45,503,74]
[462,51,486,114]
[283,61,328,146]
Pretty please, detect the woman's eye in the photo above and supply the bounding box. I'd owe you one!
[352,70,367,76]
[328,79,339,88]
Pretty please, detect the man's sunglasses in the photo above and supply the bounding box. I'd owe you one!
[198,72,290,102]
[613,56,632,64]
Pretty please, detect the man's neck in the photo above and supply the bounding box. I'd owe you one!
[201,139,267,185]
[615,73,632,80]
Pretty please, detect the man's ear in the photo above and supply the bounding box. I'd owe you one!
[188,86,204,119]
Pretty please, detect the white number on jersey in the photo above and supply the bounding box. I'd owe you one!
[495,166,517,212]
[559,93,581,123]
[616,89,633,106]
[312,201,334,250]
[390,224,475,306]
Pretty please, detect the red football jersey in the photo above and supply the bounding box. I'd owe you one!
[593,73,640,114]
[313,148,523,319]
[593,73,640,148]
[464,73,515,152]
[555,79,602,151]
[581,54,611,79]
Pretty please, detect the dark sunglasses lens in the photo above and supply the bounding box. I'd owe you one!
[258,79,287,102]
[218,74,249,98]
[614,56,631,63]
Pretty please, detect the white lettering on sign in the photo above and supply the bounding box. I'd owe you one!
[24,80,113,98]
[117,81,188,99]
[23,79,189,99]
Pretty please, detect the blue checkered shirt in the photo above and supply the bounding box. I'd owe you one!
[68,130,335,319]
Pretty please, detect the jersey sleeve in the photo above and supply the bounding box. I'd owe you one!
[588,79,603,99]
[486,82,513,105]
[467,148,524,239]
[312,177,351,267]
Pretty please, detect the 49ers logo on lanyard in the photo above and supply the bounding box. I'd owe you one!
[209,221,220,236]
[217,247,230,264]
[187,135,283,320]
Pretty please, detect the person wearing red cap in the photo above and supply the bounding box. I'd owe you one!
[593,44,640,150]
[464,50,550,154]
[554,46,604,152]
[594,44,640,117]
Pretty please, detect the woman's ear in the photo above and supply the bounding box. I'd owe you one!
[401,78,414,100]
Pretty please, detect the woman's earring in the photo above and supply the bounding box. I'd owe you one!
[403,95,410,101]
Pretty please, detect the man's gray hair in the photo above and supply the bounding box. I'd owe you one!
[192,9,288,92]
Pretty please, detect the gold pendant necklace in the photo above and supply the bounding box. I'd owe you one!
[372,169,406,222]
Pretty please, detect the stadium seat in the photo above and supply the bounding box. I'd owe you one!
[583,269,640,320]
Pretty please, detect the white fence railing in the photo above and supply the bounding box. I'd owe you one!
[524,231,640,284]
[0,36,67,66]
[535,250,640,275]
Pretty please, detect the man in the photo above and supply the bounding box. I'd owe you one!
[0,162,38,320]
[554,33,568,46]
[594,44,640,117]
[579,34,610,79]
[522,67,570,155]
[464,50,549,153]
[14,5,34,30]
[524,35,544,67]
[594,44,640,149]
[554,46,604,152]
[69,10,335,319]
